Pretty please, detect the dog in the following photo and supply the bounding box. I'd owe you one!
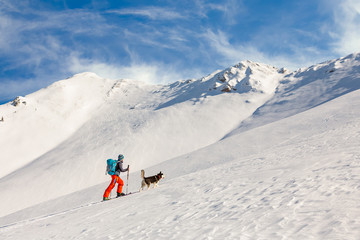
[140,169,164,191]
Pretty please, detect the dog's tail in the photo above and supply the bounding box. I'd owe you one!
[141,169,145,179]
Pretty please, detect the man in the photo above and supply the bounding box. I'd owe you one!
[103,154,129,201]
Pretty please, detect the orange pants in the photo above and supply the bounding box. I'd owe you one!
[103,175,124,198]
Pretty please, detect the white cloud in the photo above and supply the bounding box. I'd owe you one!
[108,7,184,20]
[193,0,245,24]
[202,29,330,70]
[67,54,187,84]
[330,0,360,55]
[207,0,245,25]
[0,6,109,62]
[204,29,277,67]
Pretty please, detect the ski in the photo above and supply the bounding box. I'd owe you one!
[117,191,139,198]
[102,191,140,202]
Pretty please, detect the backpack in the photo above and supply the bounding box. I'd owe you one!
[106,159,117,175]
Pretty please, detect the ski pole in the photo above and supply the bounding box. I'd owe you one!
[126,165,129,195]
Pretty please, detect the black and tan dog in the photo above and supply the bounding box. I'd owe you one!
[139,169,164,191]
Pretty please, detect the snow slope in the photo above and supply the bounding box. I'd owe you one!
[0,72,116,178]
[1,87,359,239]
[0,60,283,216]
[0,53,360,239]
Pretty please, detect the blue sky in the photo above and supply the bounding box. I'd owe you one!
[1,0,360,104]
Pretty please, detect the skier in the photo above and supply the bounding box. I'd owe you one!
[103,154,129,201]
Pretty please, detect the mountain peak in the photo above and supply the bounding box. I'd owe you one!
[69,72,102,79]
[204,60,281,94]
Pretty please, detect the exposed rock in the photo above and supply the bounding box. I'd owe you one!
[221,85,232,92]
[12,97,26,107]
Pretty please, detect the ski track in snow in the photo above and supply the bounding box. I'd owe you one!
[0,200,104,231]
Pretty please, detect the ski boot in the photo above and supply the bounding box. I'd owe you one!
[116,192,126,198]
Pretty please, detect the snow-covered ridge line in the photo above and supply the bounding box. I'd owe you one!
[226,52,360,136]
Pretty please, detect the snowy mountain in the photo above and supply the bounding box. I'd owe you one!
[229,53,360,135]
[0,60,284,217]
[0,53,360,239]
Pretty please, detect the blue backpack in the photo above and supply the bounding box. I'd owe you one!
[106,159,117,175]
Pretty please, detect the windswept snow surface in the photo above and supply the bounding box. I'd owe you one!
[1,88,360,239]
[1,54,360,239]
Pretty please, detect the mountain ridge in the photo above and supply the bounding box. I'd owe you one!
[226,52,360,136]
